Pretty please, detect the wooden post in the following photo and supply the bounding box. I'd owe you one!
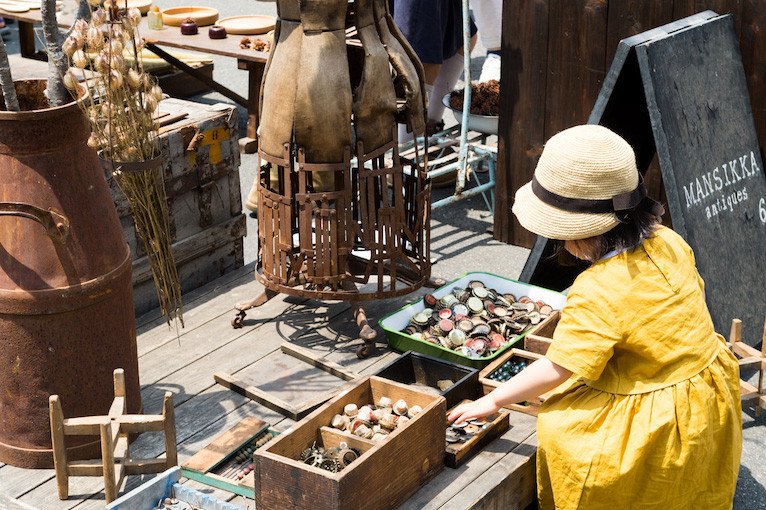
[237,59,265,153]
[163,392,178,468]
[48,396,68,500]
[100,422,117,503]
[730,318,742,345]
[17,21,37,59]
[113,369,125,398]
[759,315,766,395]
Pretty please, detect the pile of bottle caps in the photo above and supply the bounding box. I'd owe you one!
[446,417,491,445]
[328,397,421,443]
[401,280,556,358]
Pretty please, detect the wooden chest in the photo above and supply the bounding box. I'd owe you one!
[108,98,246,316]
[254,376,446,510]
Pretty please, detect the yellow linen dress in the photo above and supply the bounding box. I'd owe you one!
[538,226,742,509]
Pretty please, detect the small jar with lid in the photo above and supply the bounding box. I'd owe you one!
[147,6,163,30]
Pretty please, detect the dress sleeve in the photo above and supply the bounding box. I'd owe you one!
[545,287,621,381]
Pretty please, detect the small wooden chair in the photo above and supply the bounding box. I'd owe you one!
[49,368,178,503]
[729,317,766,415]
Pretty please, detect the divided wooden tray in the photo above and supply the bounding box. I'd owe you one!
[445,400,509,468]
[181,417,278,498]
[254,376,446,510]
[478,348,551,416]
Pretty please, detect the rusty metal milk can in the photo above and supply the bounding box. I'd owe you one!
[0,80,142,468]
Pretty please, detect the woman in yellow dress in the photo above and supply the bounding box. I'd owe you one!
[449,125,742,509]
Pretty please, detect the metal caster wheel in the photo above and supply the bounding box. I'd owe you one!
[231,310,246,329]
[356,342,372,359]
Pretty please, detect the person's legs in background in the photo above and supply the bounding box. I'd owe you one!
[471,0,501,82]
[394,0,477,138]
[427,33,476,134]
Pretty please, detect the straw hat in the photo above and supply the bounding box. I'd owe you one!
[512,125,648,241]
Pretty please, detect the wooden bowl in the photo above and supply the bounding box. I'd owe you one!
[162,6,219,27]
[216,15,276,35]
[104,0,152,15]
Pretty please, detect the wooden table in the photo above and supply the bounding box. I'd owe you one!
[0,1,269,152]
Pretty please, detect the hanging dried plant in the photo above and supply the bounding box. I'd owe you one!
[66,1,184,326]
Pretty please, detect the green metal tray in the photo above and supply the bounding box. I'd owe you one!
[379,272,567,369]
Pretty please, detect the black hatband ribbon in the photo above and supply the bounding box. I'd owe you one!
[531,174,665,218]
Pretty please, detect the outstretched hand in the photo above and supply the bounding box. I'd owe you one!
[448,395,500,424]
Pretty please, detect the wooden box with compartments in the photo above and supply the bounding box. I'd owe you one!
[479,348,551,416]
[253,376,446,510]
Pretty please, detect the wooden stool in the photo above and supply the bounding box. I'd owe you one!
[49,368,178,503]
[729,317,766,415]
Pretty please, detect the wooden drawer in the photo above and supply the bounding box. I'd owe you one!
[254,376,446,510]
[478,348,550,416]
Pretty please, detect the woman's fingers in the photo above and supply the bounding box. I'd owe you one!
[448,398,495,424]
[447,403,472,423]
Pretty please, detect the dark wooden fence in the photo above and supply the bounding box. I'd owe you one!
[495,0,766,247]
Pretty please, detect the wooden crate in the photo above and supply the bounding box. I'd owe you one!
[254,376,446,510]
[108,98,246,316]
[478,348,549,416]
[445,400,509,469]
[523,310,560,355]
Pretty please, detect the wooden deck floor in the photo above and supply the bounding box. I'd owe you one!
[0,263,538,509]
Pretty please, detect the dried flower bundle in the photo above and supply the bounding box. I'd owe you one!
[65,1,184,326]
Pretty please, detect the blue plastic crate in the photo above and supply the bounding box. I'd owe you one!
[105,467,243,510]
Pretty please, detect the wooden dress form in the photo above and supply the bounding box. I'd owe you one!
[233,0,434,358]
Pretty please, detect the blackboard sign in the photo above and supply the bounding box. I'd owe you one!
[520,12,766,345]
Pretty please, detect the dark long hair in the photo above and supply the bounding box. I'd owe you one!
[555,210,662,264]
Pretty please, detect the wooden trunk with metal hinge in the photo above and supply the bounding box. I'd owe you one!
[107,98,246,316]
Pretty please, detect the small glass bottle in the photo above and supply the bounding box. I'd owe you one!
[147,6,163,30]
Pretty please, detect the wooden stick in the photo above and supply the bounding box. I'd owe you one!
[280,342,360,381]
[163,392,178,467]
[214,371,300,420]
[759,314,766,394]
[100,422,117,503]
[730,318,742,346]
[113,369,126,398]
[49,395,68,500]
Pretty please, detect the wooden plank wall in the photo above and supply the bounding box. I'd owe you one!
[495,0,766,247]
